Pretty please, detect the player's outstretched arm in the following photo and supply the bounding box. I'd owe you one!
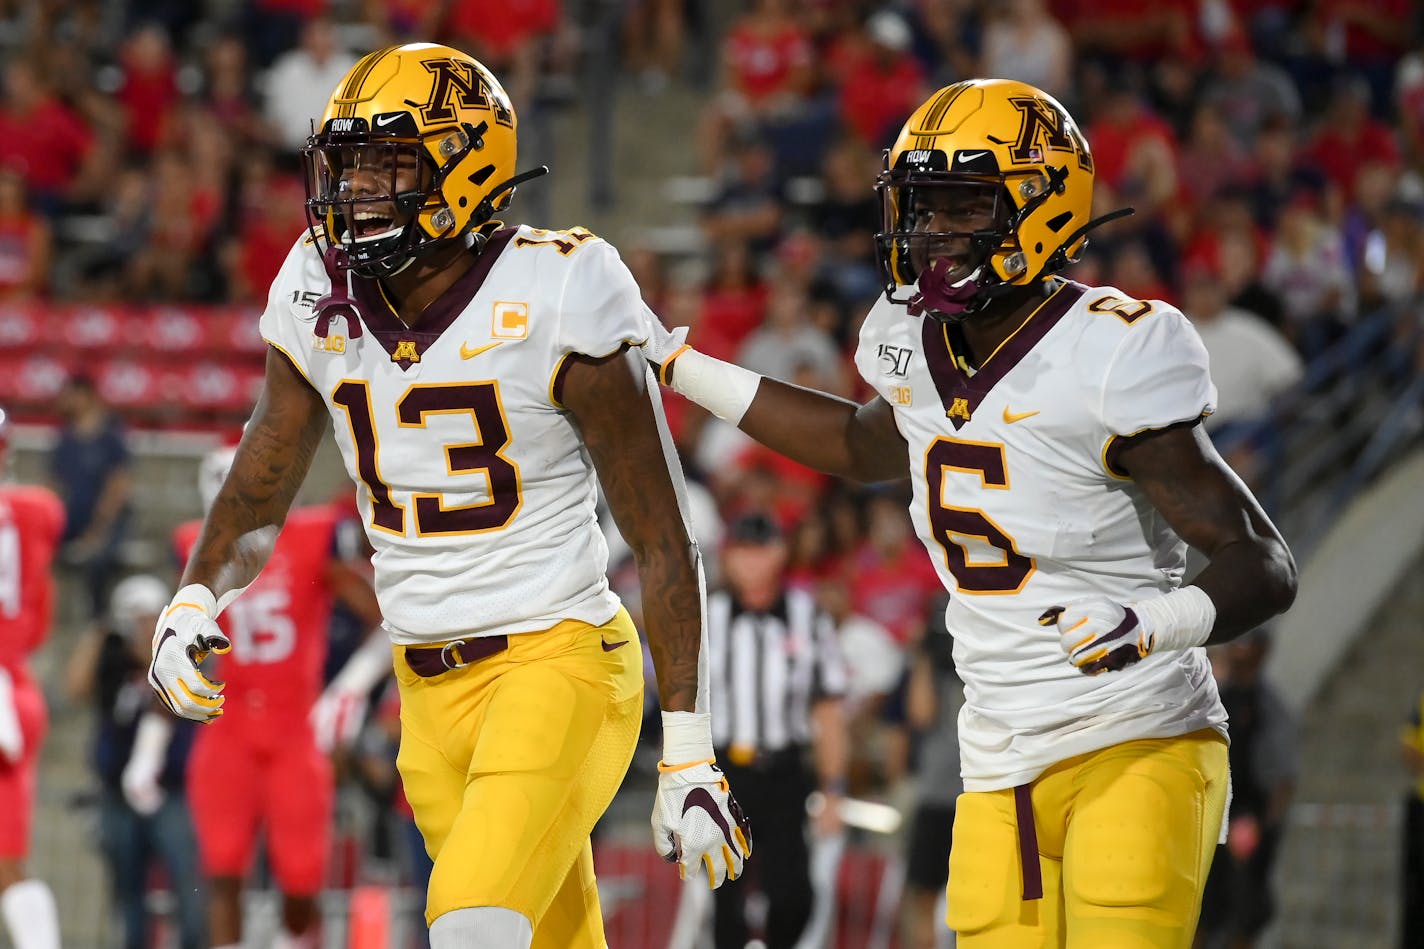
[148,347,329,722]
[1043,424,1297,675]
[641,324,908,484]
[563,349,752,889]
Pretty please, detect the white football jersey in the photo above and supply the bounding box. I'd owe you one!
[854,279,1229,791]
[260,225,650,644]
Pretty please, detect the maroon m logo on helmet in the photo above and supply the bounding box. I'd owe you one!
[420,58,513,127]
[1008,96,1093,172]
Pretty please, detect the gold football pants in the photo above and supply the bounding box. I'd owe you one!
[394,609,644,948]
[947,728,1230,949]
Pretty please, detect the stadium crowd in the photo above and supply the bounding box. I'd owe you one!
[0,0,1420,946]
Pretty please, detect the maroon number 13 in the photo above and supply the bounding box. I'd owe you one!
[332,380,522,536]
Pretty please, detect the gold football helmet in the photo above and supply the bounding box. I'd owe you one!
[875,79,1123,320]
[302,43,546,277]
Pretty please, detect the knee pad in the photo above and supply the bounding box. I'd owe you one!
[430,906,534,949]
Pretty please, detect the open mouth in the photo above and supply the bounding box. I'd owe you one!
[927,251,973,280]
[348,210,400,242]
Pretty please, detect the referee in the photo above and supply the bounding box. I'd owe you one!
[706,512,849,949]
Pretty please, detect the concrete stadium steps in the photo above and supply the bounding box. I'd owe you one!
[1271,549,1424,947]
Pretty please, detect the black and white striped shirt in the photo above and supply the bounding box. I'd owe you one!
[708,587,849,753]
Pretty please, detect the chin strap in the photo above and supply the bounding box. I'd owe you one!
[1040,207,1137,276]
[312,242,364,339]
[468,165,550,229]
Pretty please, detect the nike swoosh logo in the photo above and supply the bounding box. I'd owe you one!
[375,114,401,127]
[958,150,988,161]
[1003,407,1040,424]
[682,787,737,850]
[601,639,629,652]
[460,341,504,359]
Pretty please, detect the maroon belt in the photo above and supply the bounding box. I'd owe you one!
[1014,783,1043,900]
[405,636,508,678]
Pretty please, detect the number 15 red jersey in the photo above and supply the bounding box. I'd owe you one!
[173,504,343,719]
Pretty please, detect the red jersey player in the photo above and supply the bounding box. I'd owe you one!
[174,446,385,949]
[0,406,62,949]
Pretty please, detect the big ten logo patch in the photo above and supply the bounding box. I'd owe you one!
[491,302,529,339]
[313,333,346,353]
[889,386,913,406]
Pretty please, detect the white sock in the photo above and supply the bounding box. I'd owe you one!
[0,879,59,949]
[429,906,533,949]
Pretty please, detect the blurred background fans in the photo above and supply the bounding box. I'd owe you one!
[1,0,1422,946]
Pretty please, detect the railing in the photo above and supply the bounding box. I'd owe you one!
[1214,303,1423,560]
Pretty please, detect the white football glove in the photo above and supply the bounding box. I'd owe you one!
[0,667,24,764]
[651,712,752,889]
[636,314,690,383]
[1041,597,1154,675]
[148,584,230,723]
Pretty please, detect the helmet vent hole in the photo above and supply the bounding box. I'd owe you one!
[1046,211,1073,233]
[459,196,469,208]
[470,164,495,186]
[1035,242,1043,253]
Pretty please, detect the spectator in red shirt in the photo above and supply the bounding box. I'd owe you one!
[124,151,222,300]
[1177,103,1257,207]
[697,242,770,363]
[698,0,815,174]
[1084,87,1180,224]
[196,35,268,148]
[0,169,50,300]
[1053,0,1194,67]
[1305,76,1401,204]
[831,11,929,149]
[221,148,307,304]
[0,59,95,212]
[115,24,181,158]
[849,493,942,647]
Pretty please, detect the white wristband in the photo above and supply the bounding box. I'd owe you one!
[667,350,763,426]
[1134,585,1217,653]
[661,710,714,765]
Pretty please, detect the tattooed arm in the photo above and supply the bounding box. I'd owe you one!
[182,347,329,599]
[562,350,703,711]
[1116,424,1297,643]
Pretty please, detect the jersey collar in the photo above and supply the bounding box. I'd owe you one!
[350,226,517,369]
[921,280,1085,430]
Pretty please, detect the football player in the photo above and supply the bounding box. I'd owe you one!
[173,446,388,949]
[147,43,750,949]
[0,406,63,949]
[641,79,1298,948]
